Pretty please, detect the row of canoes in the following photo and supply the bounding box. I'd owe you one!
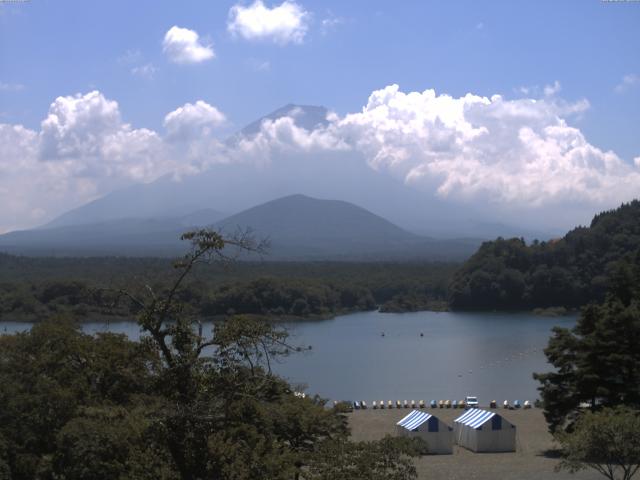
[334,399,533,410]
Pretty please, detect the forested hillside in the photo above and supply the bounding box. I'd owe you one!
[449,200,640,310]
[0,256,455,321]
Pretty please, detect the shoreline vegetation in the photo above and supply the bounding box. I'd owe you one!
[0,256,455,323]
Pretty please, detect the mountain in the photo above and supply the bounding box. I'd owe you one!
[0,209,224,257]
[215,194,418,259]
[32,103,549,240]
[236,103,329,139]
[0,194,480,260]
[449,200,640,310]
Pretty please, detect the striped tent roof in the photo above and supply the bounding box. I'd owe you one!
[397,410,432,431]
[454,409,496,429]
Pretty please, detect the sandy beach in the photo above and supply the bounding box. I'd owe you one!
[348,407,602,480]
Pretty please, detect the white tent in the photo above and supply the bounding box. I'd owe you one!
[453,409,516,452]
[396,410,453,454]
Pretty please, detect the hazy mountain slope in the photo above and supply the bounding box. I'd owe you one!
[217,194,417,243]
[216,194,479,260]
[0,194,480,260]
[0,209,224,256]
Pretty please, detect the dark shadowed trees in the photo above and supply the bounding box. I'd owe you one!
[555,407,640,480]
[534,251,640,433]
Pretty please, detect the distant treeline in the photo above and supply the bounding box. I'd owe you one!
[449,200,640,310]
[0,256,456,321]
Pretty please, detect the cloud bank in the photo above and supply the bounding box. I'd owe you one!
[163,26,215,64]
[1,85,639,233]
[228,1,309,44]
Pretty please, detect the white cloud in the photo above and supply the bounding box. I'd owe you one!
[543,80,561,96]
[328,85,637,207]
[1,85,639,234]
[0,92,225,231]
[615,73,640,93]
[164,100,226,141]
[228,1,309,45]
[163,26,215,64]
[0,81,25,92]
[131,63,157,79]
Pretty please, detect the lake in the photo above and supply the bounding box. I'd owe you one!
[0,310,575,405]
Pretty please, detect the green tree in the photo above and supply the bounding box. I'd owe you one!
[0,229,428,479]
[534,253,640,432]
[308,436,426,480]
[555,407,640,480]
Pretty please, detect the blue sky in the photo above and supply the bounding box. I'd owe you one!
[0,0,639,232]
[2,0,639,157]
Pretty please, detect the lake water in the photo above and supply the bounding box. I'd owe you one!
[0,310,575,405]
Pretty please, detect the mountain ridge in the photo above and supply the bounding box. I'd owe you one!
[0,194,481,260]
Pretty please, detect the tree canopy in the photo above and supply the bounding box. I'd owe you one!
[555,407,640,480]
[533,249,640,432]
[0,230,426,480]
[449,200,640,310]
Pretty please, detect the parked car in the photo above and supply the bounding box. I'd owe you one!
[465,396,479,408]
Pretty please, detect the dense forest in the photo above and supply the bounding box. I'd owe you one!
[449,201,640,310]
[0,255,455,322]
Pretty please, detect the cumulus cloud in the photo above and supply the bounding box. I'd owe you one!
[164,100,226,141]
[0,92,229,231]
[615,73,640,93]
[327,85,638,207]
[163,26,215,64]
[228,1,309,44]
[1,85,639,233]
[234,114,347,162]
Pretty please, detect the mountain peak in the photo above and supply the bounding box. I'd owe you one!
[239,104,329,137]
